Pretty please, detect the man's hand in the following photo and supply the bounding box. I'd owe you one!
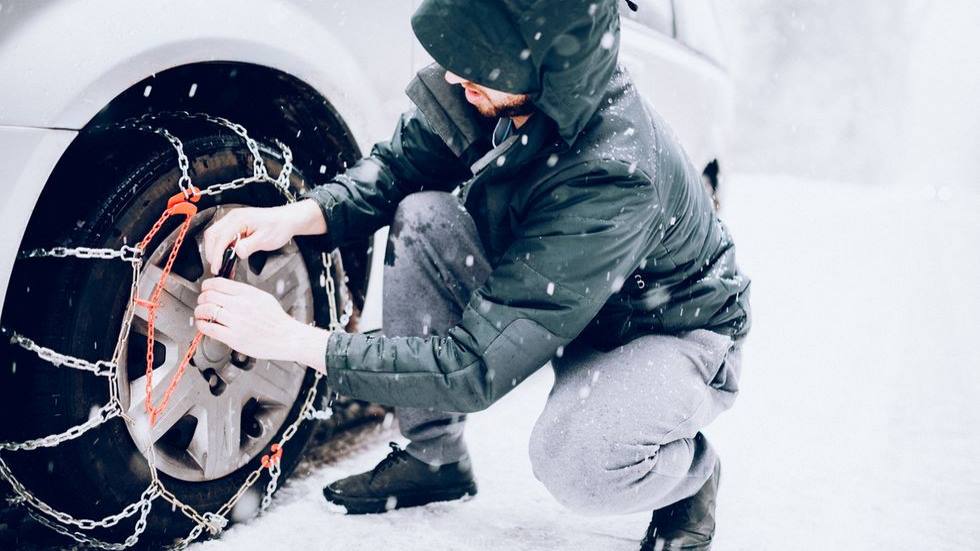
[194,277,329,374]
[202,199,327,275]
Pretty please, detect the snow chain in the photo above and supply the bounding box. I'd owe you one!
[0,112,348,549]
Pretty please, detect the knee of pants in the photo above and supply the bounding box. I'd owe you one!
[390,192,461,242]
[528,413,667,515]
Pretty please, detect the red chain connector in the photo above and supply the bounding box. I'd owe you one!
[261,444,283,469]
[136,186,205,426]
[167,186,202,210]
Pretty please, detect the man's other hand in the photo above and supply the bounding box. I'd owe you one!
[202,199,328,275]
[194,277,329,373]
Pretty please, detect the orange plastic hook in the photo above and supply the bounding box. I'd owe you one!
[261,444,283,469]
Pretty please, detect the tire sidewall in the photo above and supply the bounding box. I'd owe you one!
[32,134,330,539]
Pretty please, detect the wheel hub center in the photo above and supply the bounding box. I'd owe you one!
[197,336,231,367]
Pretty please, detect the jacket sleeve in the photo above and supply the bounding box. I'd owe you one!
[298,107,472,250]
[323,163,662,412]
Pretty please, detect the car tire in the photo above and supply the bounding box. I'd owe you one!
[1,132,348,544]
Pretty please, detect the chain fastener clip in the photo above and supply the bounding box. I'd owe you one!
[261,444,283,469]
[168,185,202,210]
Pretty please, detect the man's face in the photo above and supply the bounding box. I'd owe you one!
[444,70,534,118]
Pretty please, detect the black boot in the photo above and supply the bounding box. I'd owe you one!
[322,442,477,514]
[639,459,721,550]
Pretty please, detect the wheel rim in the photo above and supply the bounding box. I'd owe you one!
[118,204,313,482]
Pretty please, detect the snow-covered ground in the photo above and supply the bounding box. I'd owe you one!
[194,176,980,551]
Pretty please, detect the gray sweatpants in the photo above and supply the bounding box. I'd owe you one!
[382,191,743,515]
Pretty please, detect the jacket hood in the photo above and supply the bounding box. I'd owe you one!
[411,0,621,145]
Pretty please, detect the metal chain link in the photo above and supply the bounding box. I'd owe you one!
[304,402,335,421]
[260,462,282,513]
[18,245,142,263]
[322,251,342,332]
[6,331,117,377]
[92,119,194,198]
[1,113,344,549]
[109,261,143,420]
[195,174,265,197]
[26,496,155,551]
[127,111,267,180]
[273,139,296,200]
[155,486,212,529]
[0,402,120,452]
[0,456,157,531]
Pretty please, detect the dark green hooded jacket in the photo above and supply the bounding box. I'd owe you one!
[300,0,751,412]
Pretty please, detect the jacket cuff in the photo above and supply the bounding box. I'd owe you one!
[297,184,347,251]
[324,330,354,395]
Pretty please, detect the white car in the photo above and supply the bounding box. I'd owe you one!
[0,0,732,545]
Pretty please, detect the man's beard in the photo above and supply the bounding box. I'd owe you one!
[475,93,535,118]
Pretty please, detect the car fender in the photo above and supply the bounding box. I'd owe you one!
[0,0,409,318]
[619,21,734,174]
[0,0,391,142]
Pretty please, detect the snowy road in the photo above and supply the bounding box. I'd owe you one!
[194,176,980,551]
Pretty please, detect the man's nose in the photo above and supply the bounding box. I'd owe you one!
[444,70,466,85]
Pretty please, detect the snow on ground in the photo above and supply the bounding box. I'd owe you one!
[194,176,980,551]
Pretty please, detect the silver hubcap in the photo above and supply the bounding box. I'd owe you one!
[120,204,313,482]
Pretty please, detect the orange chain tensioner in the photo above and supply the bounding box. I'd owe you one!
[134,187,204,426]
[260,444,283,469]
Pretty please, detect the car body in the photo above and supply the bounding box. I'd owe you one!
[0,1,733,543]
[0,0,733,331]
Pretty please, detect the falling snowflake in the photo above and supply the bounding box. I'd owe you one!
[600,32,615,49]
[610,276,625,292]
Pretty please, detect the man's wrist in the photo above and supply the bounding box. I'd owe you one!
[288,321,330,374]
[285,199,328,237]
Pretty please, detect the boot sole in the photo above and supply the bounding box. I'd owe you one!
[322,483,478,515]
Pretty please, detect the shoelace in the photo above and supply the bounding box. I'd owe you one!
[371,442,410,479]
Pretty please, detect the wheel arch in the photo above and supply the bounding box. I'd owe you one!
[0,0,395,313]
[0,0,389,141]
[4,60,379,314]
